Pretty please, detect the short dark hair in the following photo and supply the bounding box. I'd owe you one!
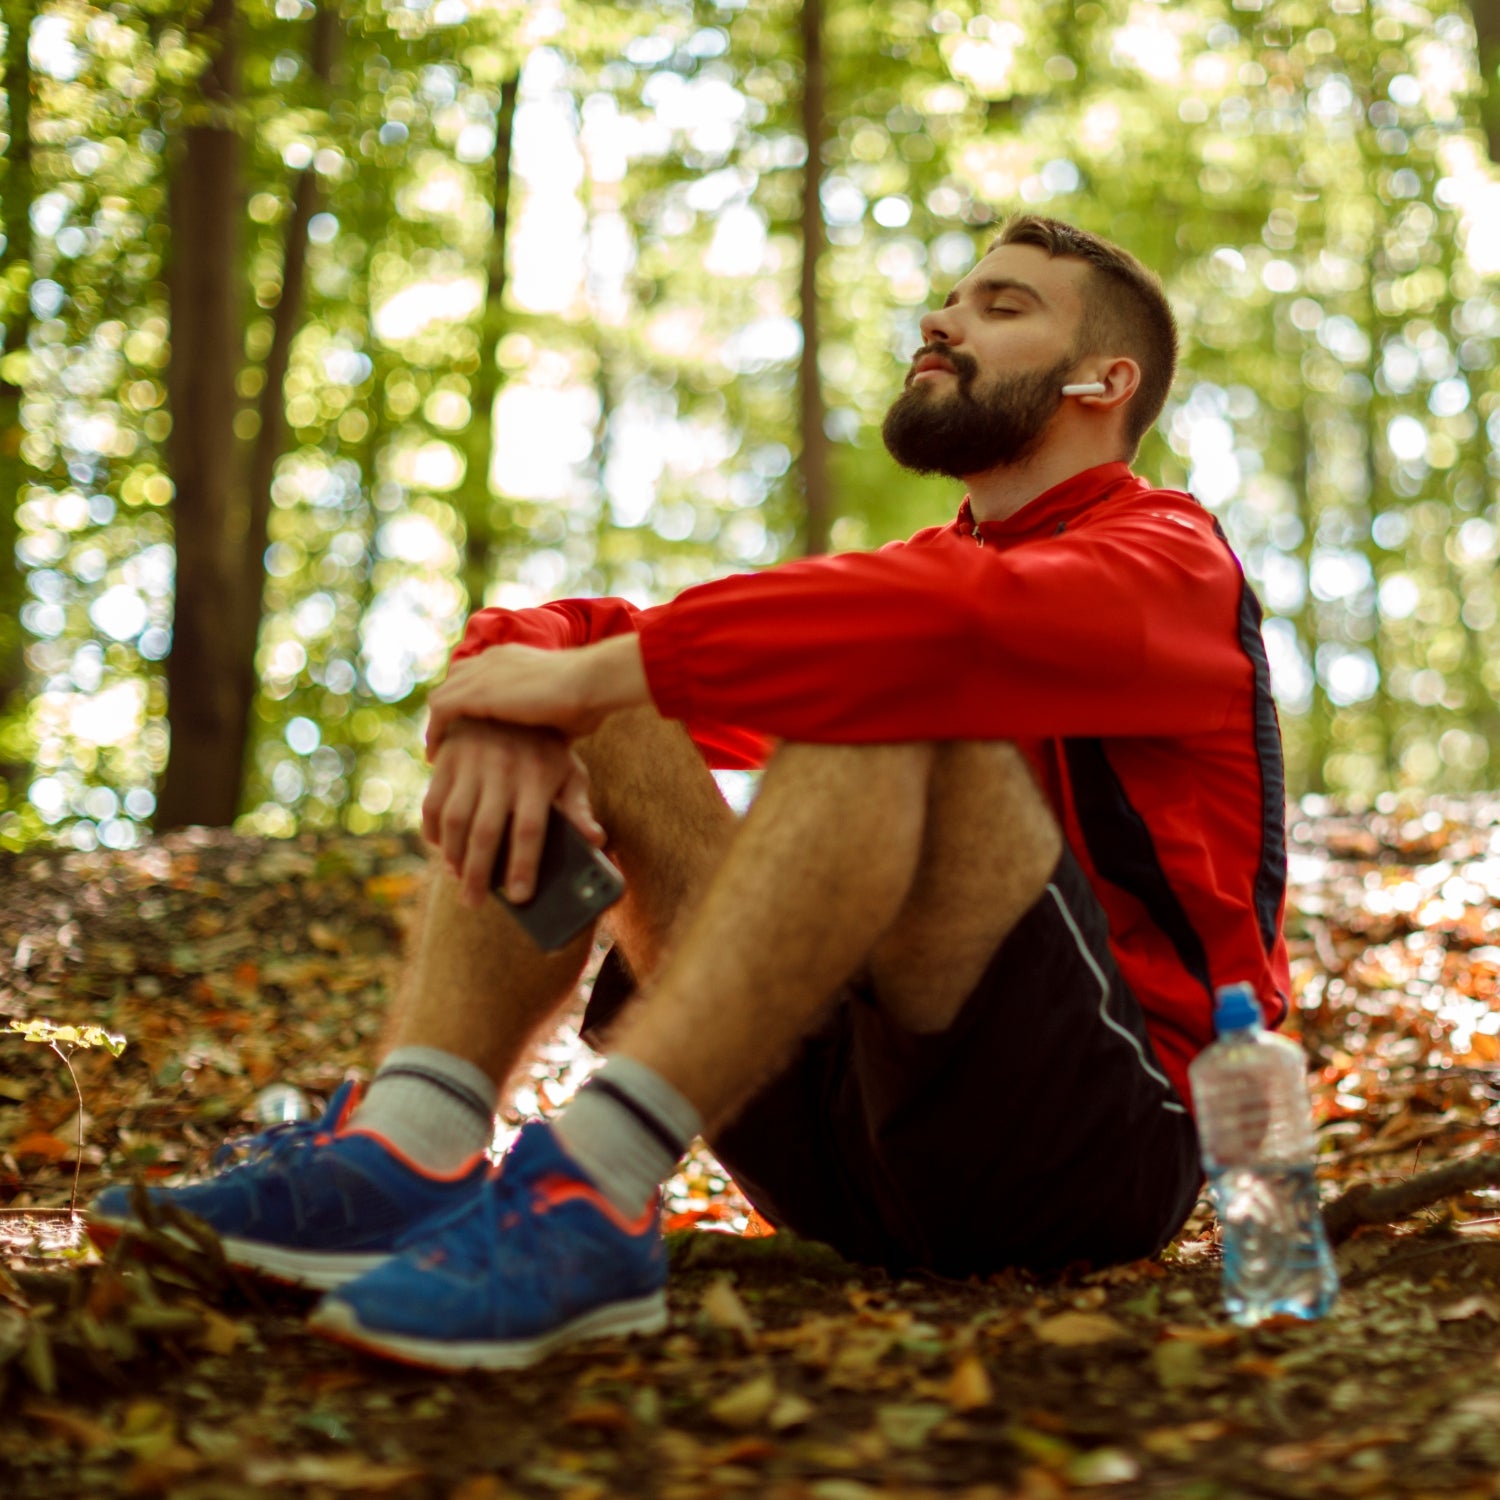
[989,216,1177,456]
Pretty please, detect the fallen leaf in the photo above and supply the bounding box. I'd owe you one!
[876,1402,947,1451]
[1067,1447,1140,1486]
[703,1435,777,1465]
[1437,1294,1500,1322]
[11,1132,73,1162]
[945,1352,994,1412]
[1152,1339,1204,1392]
[23,1402,116,1449]
[1162,1322,1240,1348]
[121,1444,202,1496]
[195,1308,246,1355]
[709,1372,778,1429]
[1034,1310,1130,1346]
[246,1454,428,1491]
[768,1393,815,1431]
[700,1275,757,1346]
[565,1400,632,1432]
[448,1478,513,1500]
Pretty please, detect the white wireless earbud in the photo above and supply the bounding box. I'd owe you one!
[1061,382,1106,396]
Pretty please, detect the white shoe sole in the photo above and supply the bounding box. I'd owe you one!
[308,1291,670,1369]
[88,1213,389,1291]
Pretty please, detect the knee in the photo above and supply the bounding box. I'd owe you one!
[768,739,937,798]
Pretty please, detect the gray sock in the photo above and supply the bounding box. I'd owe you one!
[553,1056,702,1217]
[350,1046,498,1173]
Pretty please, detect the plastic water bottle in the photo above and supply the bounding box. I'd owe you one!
[1188,982,1338,1326]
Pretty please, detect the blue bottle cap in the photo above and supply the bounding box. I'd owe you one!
[1213,982,1261,1035]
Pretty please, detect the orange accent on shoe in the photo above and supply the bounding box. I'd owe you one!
[338,1127,488,1183]
[331,1082,364,1131]
[530,1173,656,1237]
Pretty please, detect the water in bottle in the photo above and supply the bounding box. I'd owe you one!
[1188,982,1338,1325]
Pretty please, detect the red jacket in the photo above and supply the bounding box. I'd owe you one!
[455,461,1290,1111]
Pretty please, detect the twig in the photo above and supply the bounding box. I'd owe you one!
[50,1040,83,1217]
[1324,1146,1500,1241]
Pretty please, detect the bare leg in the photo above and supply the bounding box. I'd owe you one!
[382,708,737,1089]
[611,739,1061,1130]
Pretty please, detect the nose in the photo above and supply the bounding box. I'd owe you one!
[919,304,956,346]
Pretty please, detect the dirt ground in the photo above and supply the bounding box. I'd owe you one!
[3,807,1500,1499]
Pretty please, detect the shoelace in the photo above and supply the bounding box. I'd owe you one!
[209,1113,331,1175]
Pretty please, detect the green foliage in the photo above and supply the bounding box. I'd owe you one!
[8,1017,128,1055]
[1,0,1499,834]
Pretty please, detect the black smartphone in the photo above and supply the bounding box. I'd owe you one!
[490,806,626,951]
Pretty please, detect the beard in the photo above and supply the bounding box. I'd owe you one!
[881,348,1078,478]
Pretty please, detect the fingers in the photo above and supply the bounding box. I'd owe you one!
[421,724,609,909]
[558,759,605,847]
[503,763,552,904]
[421,754,455,848]
[459,781,510,909]
[436,767,481,891]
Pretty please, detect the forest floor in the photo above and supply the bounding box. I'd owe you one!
[4,803,1500,1499]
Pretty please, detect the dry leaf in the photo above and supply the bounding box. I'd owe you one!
[246,1454,427,1491]
[876,1402,947,1451]
[768,1393,816,1431]
[195,1308,245,1355]
[708,1372,778,1429]
[1437,1294,1500,1322]
[23,1402,116,1449]
[448,1477,514,1500]
[121,1444,202,1496]
[1067,1446,1140,1486]
[700,1275,757,1346]
[1152,1339,1204,1392]
[1034,1310,1130,1346]
[945,1352,994,1412]
[1161,1322,1239,1348]
[565,1400,632,1432]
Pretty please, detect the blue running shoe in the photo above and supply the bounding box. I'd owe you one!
[307,1121,668,1369]
[88,1080,489,1290]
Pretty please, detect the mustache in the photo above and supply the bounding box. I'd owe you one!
[907,344,980,386]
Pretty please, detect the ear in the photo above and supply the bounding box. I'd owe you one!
[1069,358,1140,410]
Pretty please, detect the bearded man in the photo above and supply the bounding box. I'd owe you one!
[92,216,1288,1369]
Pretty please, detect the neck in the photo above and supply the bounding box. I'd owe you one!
[963,443,1126,525]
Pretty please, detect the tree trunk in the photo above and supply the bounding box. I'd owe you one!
[1472,0,1500,162]
[0,5,34,792]
[459,70,520,615]
[797,0,832,557]
[158,0,333,829]
[155,0,247,830]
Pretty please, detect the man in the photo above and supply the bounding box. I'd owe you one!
[92,216,1288,1371]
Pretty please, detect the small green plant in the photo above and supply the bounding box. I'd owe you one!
[8,1019,127,1217]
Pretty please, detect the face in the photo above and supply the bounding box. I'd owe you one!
[882,243,1091,479]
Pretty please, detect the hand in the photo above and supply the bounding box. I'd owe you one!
[425,636,650,759]
[421,720,605,909]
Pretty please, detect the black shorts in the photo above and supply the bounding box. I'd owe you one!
[582,849,1202,1277]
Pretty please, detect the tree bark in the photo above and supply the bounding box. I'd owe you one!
[1472,0,1500,162]
[0,5,34,790]
[157,0,334,829]
[155,0,246,830]
[797,0,832,557]
[459,70,519,616]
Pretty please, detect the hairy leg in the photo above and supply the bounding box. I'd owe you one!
[865,741,1062,1033]
[381,708,736,1088]
[610,738,1061,1130]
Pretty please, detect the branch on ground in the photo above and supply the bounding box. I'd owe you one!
[1324,1147,1500,1242]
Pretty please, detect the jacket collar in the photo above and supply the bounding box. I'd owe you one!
[955,462,1142,545]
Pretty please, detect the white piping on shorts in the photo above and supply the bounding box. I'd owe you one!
[1045,882,1189,1116]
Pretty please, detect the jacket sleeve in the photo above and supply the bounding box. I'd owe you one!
[451,597,771,770]
[636,507,1251,743]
